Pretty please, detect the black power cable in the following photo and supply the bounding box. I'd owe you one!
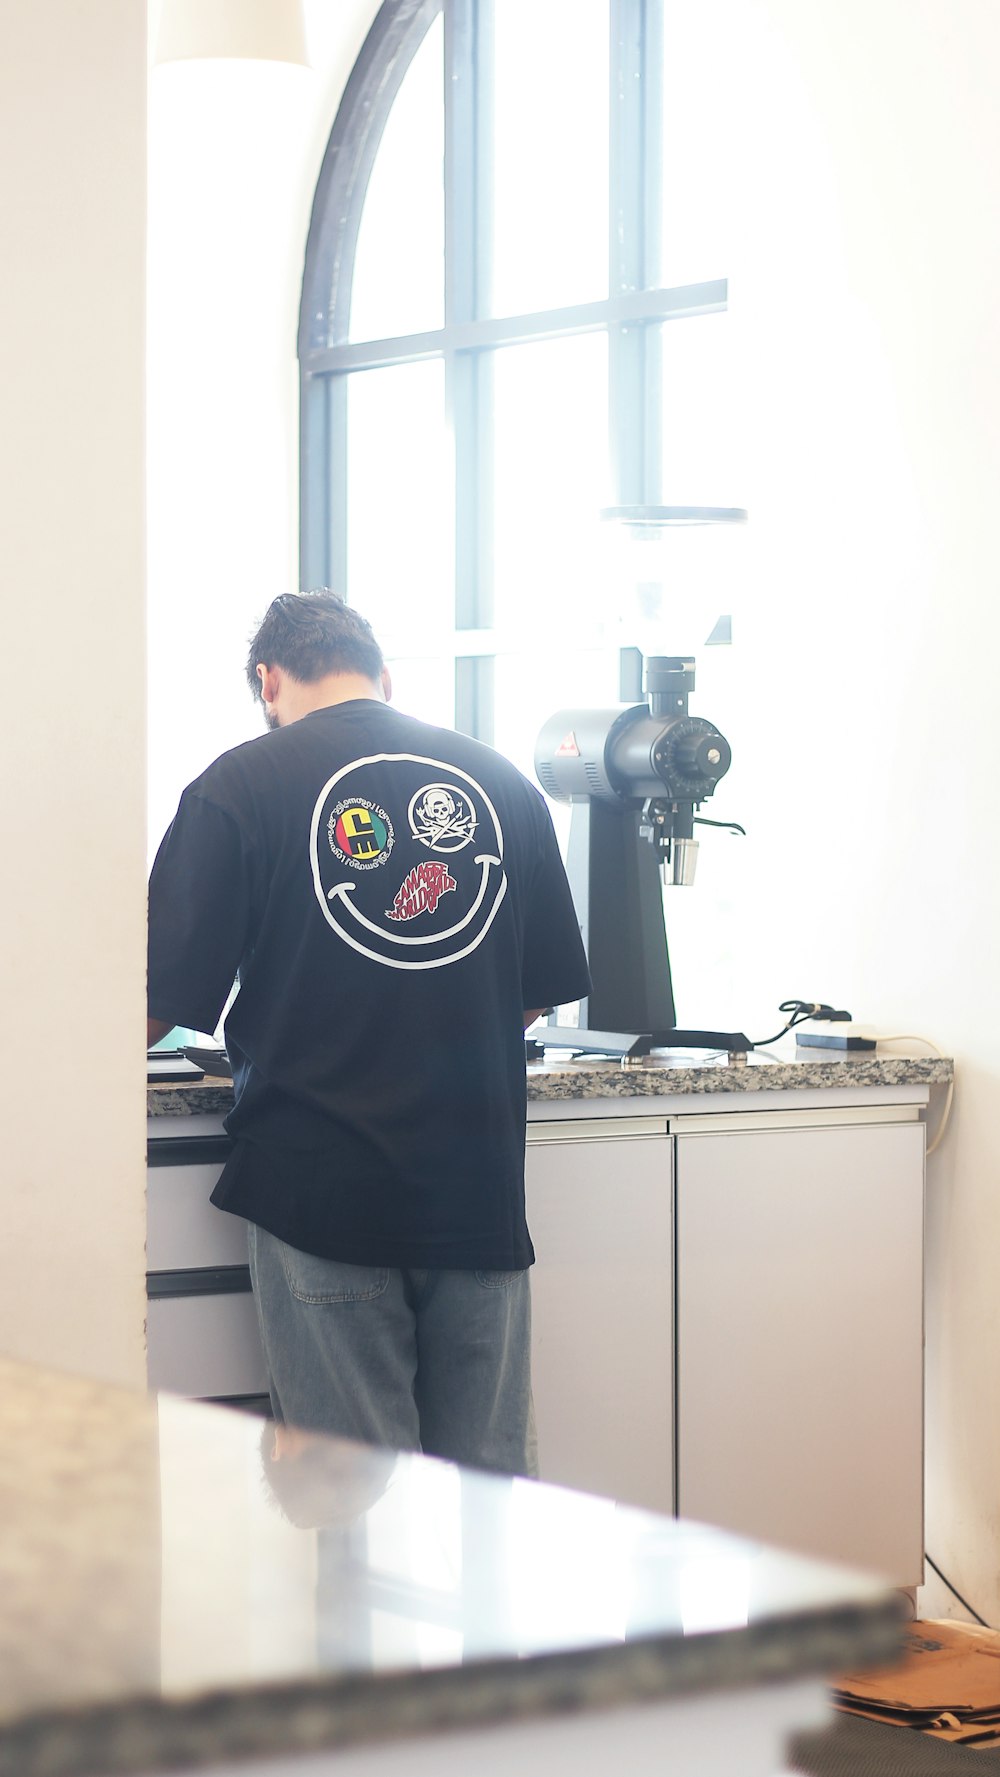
[925,1554,990,1628]
[693,816,746,836]
[751,999,854,1050]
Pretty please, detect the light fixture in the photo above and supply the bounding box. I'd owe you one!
[154,0,310,68]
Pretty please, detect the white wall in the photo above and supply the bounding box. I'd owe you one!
[0,3,147,1384]
[696,0,1000,1622]
[147,0,1000,1616]
[147,0,381,852]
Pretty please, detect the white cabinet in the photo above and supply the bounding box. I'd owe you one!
[525,1118,674,1514]
[147,1161,250,1270]
[147,1093,927,1581]
[147,1291,270,1399]
[146,1133,270,1407]
[524,1102,925,1585]
[674,1111,924,1582]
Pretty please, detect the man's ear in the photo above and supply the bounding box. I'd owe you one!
[257,662,281,706]
[381,666,392,703]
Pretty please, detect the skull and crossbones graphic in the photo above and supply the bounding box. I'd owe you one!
[408,783,478,853]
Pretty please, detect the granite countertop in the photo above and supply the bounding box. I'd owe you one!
[148,1043,954,1118]
[0,1357,903,1777]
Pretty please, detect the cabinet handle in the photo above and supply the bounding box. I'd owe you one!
[527,1119,667,1145]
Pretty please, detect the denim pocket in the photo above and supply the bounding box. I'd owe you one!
[279,1243,390,1305]
[474,1269,525,1291]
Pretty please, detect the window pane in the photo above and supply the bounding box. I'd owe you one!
[346,360,453,646]
[660,2,745,286]
[652,312,747,648]
[660,312,744,509]
[349,15,444,341]
[494,646,619,787]
[490,0,609,317]
[491,333,611,636]
[575,312,745,657]
[384,654,455,730]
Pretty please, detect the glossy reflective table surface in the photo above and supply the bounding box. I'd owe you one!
[0,1357,903,1776]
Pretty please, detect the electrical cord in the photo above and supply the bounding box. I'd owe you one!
[924,1553,989,1628]
[693,816,747,836]
[751,1000,853,1050]
[877,1037,952,1158]
[750,1008,954,1155]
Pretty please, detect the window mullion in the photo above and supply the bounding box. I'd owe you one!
[299,371,331,590]
[452,351,495,633]
[326,375,349,598]
[302,282,728,375]
[300,370,348,599]
[455,655,494,743]
[446,0,495,740]
[609,0,663,507]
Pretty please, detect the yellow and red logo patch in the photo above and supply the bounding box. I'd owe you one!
[327,798,394,870]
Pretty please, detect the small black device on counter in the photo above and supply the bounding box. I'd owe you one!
[146,1050,205,1083]
[796,1028,877,1053]
[180,1046,232,1077]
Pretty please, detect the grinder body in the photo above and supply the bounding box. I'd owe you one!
[534,657,732,1035]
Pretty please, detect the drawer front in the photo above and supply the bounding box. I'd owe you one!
[147,1162,247,1270]
[146,1291,269,1398]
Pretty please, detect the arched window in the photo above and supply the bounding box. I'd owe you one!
[299,0,734,781]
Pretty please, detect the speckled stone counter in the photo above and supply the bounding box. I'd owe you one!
[147,1044,953,1119]
[0,1357,904,1777]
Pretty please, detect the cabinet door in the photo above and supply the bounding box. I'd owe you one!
[147,1161,248,1270]
[676,1120,924,1582]
[526,1124,673,1513]
[146,1292,270,1399]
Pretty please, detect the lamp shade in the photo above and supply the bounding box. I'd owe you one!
[155,0,309,67]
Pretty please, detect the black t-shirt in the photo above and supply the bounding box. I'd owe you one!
[147,700,591,1270]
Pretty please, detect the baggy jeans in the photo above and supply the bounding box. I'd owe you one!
[247,1223,537,1477]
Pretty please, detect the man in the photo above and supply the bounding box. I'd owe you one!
[147,592,591,1476]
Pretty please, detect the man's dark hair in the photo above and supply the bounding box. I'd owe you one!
[246,591,384,701]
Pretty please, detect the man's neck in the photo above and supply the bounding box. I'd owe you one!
[279,674,385,725]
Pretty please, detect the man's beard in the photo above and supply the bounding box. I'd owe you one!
[264,708,280,732]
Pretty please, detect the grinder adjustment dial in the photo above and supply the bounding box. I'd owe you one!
[654,716,732,801]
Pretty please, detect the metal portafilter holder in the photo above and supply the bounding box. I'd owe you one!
[534,654,750,1066]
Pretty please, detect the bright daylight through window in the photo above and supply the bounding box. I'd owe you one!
[299,0,741,790]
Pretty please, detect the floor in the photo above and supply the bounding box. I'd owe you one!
[787,1714,1000,1776]
[782,1572,997,1777]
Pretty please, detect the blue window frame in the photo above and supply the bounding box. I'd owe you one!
[298,0,729,766]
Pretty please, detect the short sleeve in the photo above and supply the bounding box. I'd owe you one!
[519,797,592,1012]
[147,790,256,1036]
